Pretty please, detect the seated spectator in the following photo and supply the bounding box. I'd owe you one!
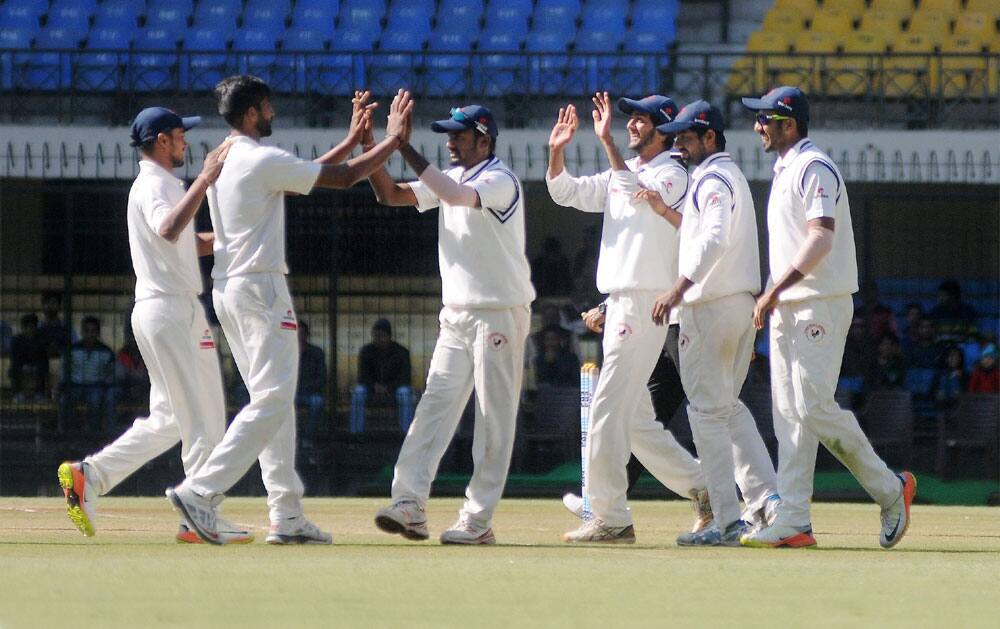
[534,325,581,387]
[115,322,149,404]
[928,279,978,343]
[350,319,414,434]
[904,318,942,369]
[899,302,924,354]
[10,313,49,402]
[526,303,579,367]
[932,346,967,411]
[296,321,327,450]
[39,291,76,357]
[64,316,118,433]
[854,281,898,343]
[874,333,905,389]
[531,236,574,298]
[968,344,999,393]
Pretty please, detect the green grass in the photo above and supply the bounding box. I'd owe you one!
[1,497,998,628]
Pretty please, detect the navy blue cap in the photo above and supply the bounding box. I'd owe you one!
[617,95,679,128]
[657,100,725,134]
[130,107,201,147]
[431,105,499,138]
[741,86,810,123]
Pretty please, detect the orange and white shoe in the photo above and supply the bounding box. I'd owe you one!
[176,518,255,545]
[880,471,917,549]
[57,461,96,537]
[740,523,817,548]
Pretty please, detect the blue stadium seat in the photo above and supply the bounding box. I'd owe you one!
[385,14,432,38]
[1,26,36,90]
[184,27,230,91]
[93,0,145,30]
[325,27,378,95]
[534,0,582,24]
[146,4,191,34]
[246,0,293,17]
[1,3,46,30]
[291,0,338,32]
[380,28,427,52]
[131,28,181,91]
[46,0,98,32]
[233,29,285,88]
[192,0,240,30]
[388,0,436,24]
[574,23,628,92]
[337,4,385,44]
[526,31,571,95]
[424,54,469,97]
[484,4,530,35]
[370,25,420,93]
[284,27,330,52]
[76,27,131,91]
[837,375,864,394]
[39,15,89,46]
[18,26,78,90]
[625,29,669,53]
[427,29,474,53]
[341,0,387,14]
[576,25,626,53]
[478,28,523,52]
[581,7,626,32]
[439,0,484,25]
[242,3,290,39]
[618,30,668,93]
[632,0,679,30]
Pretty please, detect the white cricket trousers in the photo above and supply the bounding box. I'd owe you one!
[586,291,706,528]
[183,273,305,522]
[678,292,777,530]
[770,295,901,528]
[391,305,529,528]
[85,294,226,495]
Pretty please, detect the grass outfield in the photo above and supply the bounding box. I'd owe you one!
[1,497,998,629]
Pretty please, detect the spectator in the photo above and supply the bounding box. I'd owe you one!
[928,279,978,343]
[874,333,905,389]
[968,344,999,393]
[350,319,414,434]
[296,321,328,451]
[64,316,118,433]
[904,318,942,370]
[932,346,967,411]
[531,236,574,298]
[854,281,898,343]
[38,291,75,358]
[839,316,869,396]
[115,321,149,404]
[899,302,924,354]
[9,313,49,402]
[525,303,579,367]
[534,325,581,387]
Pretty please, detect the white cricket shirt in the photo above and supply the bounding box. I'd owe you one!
[409,156,535,309]
[208,135,322,279]
[767,138,858,302]
[546,151,687,294]
[127,160,203,300]
[677,152,760,304]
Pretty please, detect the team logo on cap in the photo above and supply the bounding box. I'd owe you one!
[805,323,826,342]
[660,106,675,122]
[280,309,298,331]
[776,96,794,112]
[693,111,710,126]
[199,329,215,349]
[488,332,508,351]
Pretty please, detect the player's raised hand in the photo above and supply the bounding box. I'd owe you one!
[200,137,232,183]
[360,107,376,149]
[581,307,605,333]
[592,92,614,140]
[549,105,578,150]
[349,90,378,143]
[386,89,414,141]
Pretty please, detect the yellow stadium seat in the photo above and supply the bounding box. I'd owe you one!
[747,31,792,53]
[907,11,953,43]
[939,35,990,99]
[919,0,961,13]
[810,9,855,33]
[728,32,792,94]
[763,11,807,34]
[859,9,907,37]
[954,12,997,42]
[885,33,937,97]
[827,31,889,96]
[965,0,1000,19]
[789,31,839,92]
[795,31,839,53]
[871,0,916,13]
[773,0,819,17]
[820,0,867,19]
[989,39,1000,97]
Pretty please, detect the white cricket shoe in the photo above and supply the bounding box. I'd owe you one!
[677,519,747,547]
[374,500,430,541]
[266,516,332,545]
[880,472,916,549]
[561,493,585,518]
[57,461,97,537]
[689,488,714,534]
[177,518,255,545]
[440,518,496,545]
[166,485,222,545]
[563,518,635,544]
[740,522,817,548]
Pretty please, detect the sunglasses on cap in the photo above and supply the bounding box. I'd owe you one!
[756,113,792,125]
[450,107,490,135]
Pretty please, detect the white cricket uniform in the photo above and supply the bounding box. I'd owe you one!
[766,138,900,528]
[84,160,226,495]
[675,152,777,530]
[181,135,321,522]
[390,156,534,528]
[547,152,709,527]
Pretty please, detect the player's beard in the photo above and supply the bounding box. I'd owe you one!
[257,117,273,138]
[171,155,184,168]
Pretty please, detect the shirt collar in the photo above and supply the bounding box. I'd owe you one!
[773,138,812,174]
[631,150,677,172]
[692,151,731,178]
[459,156,496,183]
[138,159,183,186]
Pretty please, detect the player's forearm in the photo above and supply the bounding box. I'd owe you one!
[195,232,214,256]
[599,136,628,171]
[789,224,835,276]
[417,164,479,207]
[158,174,211,243]
[399,143,430,176]
[314,135,401,189]
[547,145,566,179]
[314,136,360,165]
[367,166,416,207]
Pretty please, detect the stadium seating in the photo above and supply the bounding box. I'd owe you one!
[46,0,97,41]
[870,0,915,13]
[0,3,47,31]
[526,30,573,96]
[920,0,961,13]
[821,0,867,17]
[184,26,230,91]
[858,9,907,38]
[192,0,240,30]
[907,11,953,43]
[965,0,1000,19]
[145,4,191,37]
[93,0,145,31]
[20,27,77,90]
[77,27,132,92]
[291,0,339,30]
[810,9,855,34]
[440,0,484,24]
[954,12,996,42]
[131,27,181,91]
[884,32,937,98]
[940,35,990,99]
[762,11,806,34]
[827,31,889,96]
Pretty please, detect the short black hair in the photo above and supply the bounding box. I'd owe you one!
[139,138,157,156]
[695,126,727,151]
[215,75,272,128]
[654,130,675,152]
[81,315,101,331]
[794,118,808,138]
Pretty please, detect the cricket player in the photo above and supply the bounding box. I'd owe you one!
[366,103,535,545]
[650,101,778,546]
[57,108,252,543]
[548,92,717,544]
[167,77,413,545]
[740,87,916,549]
